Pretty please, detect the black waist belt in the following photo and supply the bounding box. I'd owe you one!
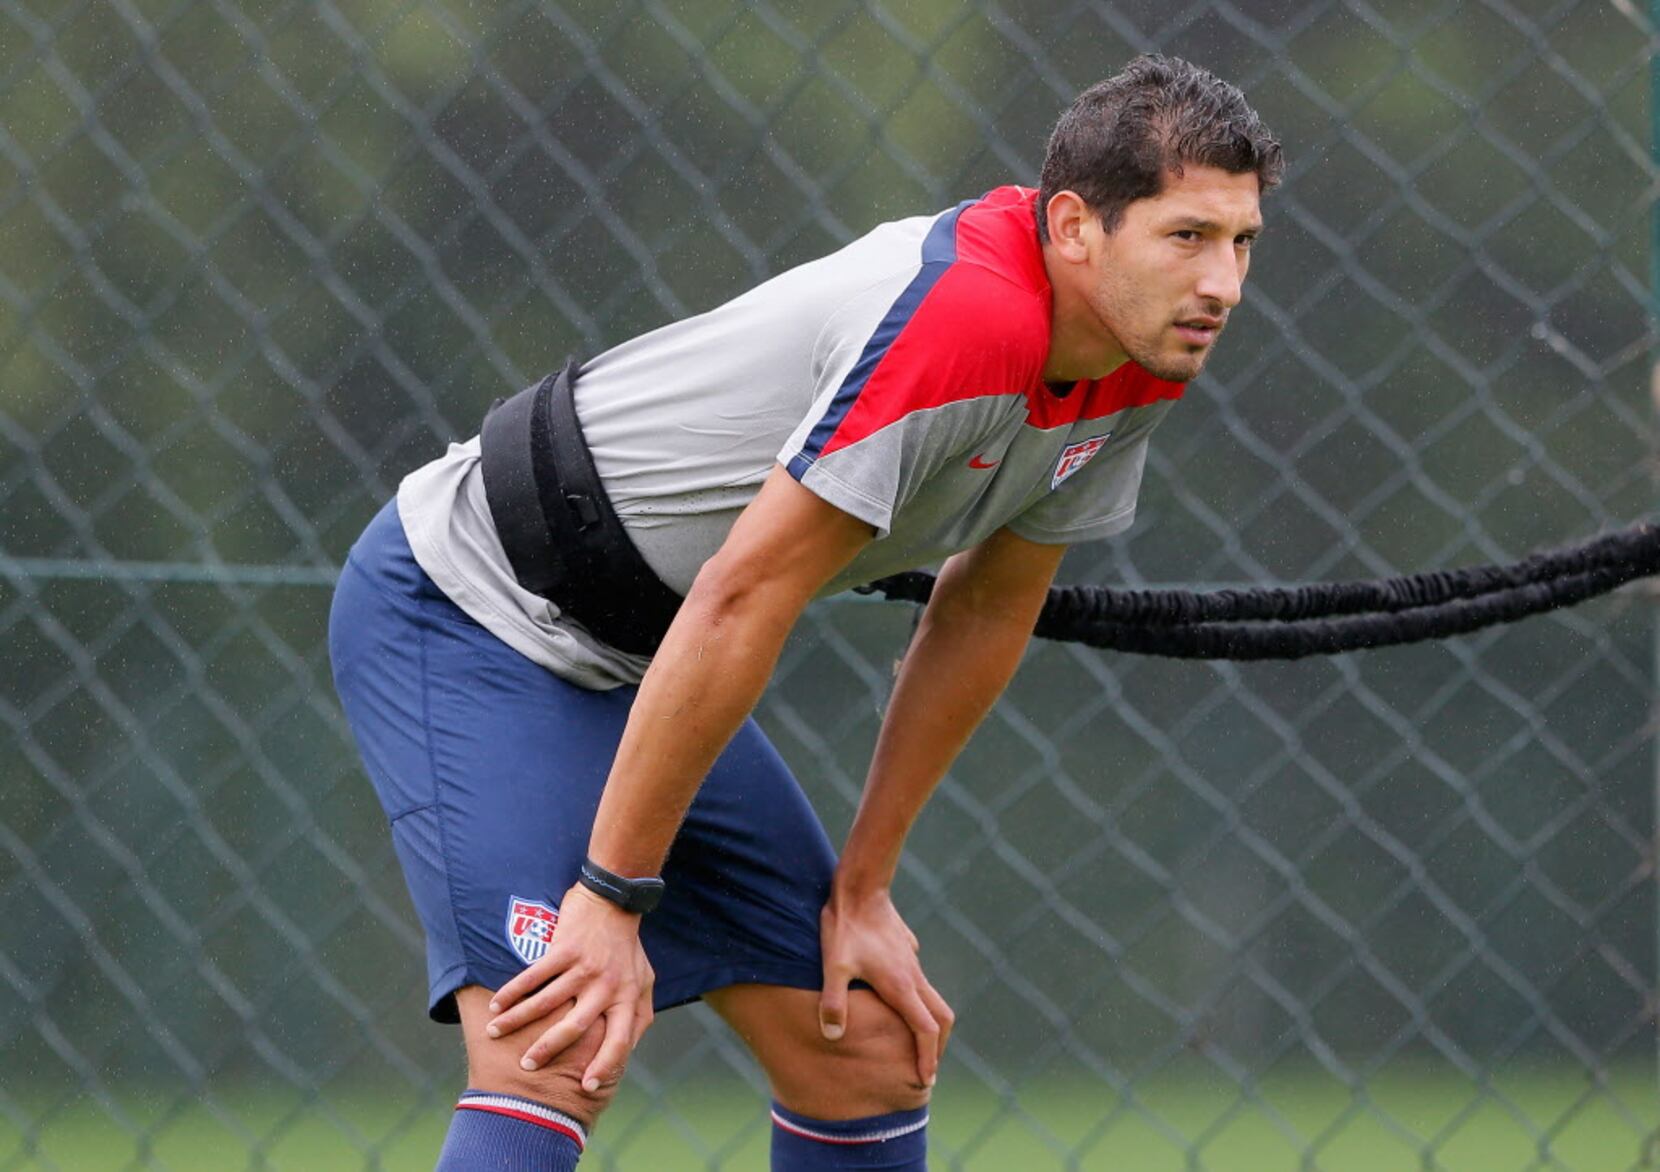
[478,358,683,657]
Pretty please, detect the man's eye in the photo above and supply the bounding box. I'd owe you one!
[1236,235,1257,249]
[1172,230,1200,242]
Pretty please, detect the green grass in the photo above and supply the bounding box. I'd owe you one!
[4,1062,1655,1170]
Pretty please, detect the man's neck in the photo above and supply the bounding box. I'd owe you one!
[1039,243,1127,383]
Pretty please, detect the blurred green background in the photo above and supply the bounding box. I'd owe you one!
[0,0,1655,1168]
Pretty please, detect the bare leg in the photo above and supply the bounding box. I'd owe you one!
[706,983,932,1118]
[427,985,622,1168]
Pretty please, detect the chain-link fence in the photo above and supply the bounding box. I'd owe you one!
[1,1,1656,1168]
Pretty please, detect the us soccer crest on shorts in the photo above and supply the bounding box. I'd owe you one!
[1052,432,1112,489]
[506,895,559,965]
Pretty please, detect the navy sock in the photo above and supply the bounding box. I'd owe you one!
[770,1102,928,1171]
[434,1089,586,1170]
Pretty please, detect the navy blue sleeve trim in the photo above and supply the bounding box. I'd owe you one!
[791,199,972,467]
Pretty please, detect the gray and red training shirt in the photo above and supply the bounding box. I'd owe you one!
[397,185,1185,688]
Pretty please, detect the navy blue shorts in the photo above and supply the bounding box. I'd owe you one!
[328,500,838,1023]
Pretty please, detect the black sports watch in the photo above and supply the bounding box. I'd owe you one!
[578,857,666,915]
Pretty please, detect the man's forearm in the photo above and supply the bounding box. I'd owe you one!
[837,539,1061,895]
[837,607,1032,894]
[586,568,799,877]
[584,467,876,880]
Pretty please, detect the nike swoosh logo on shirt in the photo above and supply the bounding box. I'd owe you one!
[968,454,1000,469]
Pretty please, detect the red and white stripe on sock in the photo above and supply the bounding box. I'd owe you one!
[770,1103,929,1145]
[455,1090,587,1151]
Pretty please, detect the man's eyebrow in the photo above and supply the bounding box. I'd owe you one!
[1165,216,1265,235]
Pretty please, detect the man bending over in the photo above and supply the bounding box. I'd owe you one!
[330,53,1282,1170]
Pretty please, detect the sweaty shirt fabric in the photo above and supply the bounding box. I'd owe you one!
[397,185,1185,689]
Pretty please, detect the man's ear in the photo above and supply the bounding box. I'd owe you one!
[1044,190,1094,262]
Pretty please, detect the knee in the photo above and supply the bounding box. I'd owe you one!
[719,987,935,1119]
[823,993,935,1113]
[455,986,625,1128]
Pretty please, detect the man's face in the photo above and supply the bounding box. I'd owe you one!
[1086,165,1263,382]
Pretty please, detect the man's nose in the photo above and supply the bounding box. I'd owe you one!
[1195,247,1244,309]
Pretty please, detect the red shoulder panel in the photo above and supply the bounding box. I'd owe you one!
[953,187,1048,294]
[820,264,1048,457]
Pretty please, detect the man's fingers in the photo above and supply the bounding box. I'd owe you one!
[919,977,955,1063]
[629,990,655,1047]
[520,991,605,1071]
[487,970,579,1038]
[582,1005,636,1093]
[818,965,851,1041]
[894,987,941,1087]
[488,962,551,1014]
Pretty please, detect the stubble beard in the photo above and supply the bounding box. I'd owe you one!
[1094,277,1218,384]
[1121,302,1223,383]
[1133,339,1212,384]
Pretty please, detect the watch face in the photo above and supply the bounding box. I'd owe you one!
[630,878,666,914]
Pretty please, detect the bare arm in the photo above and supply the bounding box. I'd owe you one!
[818,526,1068,1083]
[840,527,1067,891]
[585,469,875,875]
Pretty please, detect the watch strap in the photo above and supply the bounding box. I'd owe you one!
[578,857,666,914]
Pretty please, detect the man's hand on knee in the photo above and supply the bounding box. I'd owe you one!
[482,884,656,1091]
[456,986,627,1126]
[707,984,934,1120]
[817,887,954,1089]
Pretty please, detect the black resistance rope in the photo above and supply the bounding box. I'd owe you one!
[859,522,1660,661]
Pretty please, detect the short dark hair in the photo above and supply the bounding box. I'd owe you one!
[1036,55,1284,242]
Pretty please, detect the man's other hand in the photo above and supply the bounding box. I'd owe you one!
[818,885,954,1088]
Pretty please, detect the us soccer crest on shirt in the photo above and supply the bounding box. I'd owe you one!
[1052,432,1112,489]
